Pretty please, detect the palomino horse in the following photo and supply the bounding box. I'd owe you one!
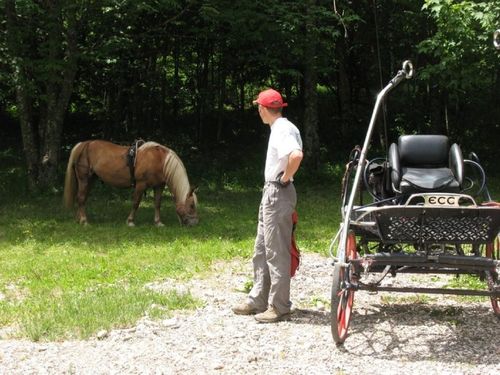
[63,140,199,226]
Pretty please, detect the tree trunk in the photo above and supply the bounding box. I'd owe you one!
[5,0,79,190]
[172,40,180,122]
[196,42,210,146]
[428,85,445,135]
[216,53,226,142]
[16,79,39,191]
[5,0,39,190]
[336,41,353,141]
[302,0,320,169]
[39,2,78,187]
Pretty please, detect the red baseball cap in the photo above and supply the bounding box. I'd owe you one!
[252,88,288,108]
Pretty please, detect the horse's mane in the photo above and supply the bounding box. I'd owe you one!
[140,142,195,205]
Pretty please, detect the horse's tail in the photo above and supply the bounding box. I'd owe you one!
[63,142,86,209]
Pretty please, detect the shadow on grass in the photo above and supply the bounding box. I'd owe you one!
[0,188,259,245]
[0,184,340,251]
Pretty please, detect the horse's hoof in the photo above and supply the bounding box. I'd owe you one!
[127,221,135,227]
[155,222,165,227]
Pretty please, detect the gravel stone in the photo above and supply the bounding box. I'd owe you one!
[0,253,498,374]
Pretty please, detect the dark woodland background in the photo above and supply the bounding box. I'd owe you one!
[1,0,499,192]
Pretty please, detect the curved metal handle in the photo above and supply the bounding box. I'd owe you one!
[402,60,414,79]
[337,59,413,262]
[389,60,415,87]
[494,30,500,50]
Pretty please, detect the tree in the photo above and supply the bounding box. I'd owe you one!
[2,0,499,185]
[418,0,500,151]
[302,0,321,169]
[3,0,80,190]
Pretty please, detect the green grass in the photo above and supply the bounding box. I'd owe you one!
[0,161,342,341]
[1,152,496,342]
[444,274,492,304]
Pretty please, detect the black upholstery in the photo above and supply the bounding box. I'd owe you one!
[399,135,449,166]
[389,135,464,194]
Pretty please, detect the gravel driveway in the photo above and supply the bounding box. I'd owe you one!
[1,253,498,374]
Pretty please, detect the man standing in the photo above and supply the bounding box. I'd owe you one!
[232,88,303,323]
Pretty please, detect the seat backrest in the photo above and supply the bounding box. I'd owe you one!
[398,135,449,167]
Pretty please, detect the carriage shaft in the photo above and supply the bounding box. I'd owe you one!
[353,254,498,272]
[357,285,500,297]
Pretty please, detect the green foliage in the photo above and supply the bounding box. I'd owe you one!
[418,0,500,91]
[2,0,500,170]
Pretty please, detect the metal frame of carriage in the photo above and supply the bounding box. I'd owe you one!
[328,53,500,344]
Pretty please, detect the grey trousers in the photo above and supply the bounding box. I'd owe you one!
[248,182,297,314]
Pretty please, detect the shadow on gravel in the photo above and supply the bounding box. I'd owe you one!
[290,309,330,325]
[337,303,498,365]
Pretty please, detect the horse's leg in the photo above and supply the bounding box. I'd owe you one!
[127,183,146,227]
[153,185,165,227]
[76,172,93,225]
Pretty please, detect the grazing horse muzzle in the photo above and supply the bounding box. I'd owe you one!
[175,190,199,226]
[180,215,199,227]
[176,204,199,226]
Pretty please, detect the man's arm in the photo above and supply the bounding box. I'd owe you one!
[281,149,303,183]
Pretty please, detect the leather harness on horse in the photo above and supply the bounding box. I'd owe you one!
[126,139,145,187]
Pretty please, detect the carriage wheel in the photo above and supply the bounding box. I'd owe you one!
[331,231,358,344]
[485,236,500,317]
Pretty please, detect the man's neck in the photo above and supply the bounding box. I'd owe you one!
[268,115,282,127]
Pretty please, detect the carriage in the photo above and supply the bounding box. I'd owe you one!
[329,51,500,344]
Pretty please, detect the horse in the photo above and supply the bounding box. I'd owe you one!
[63,140,199,227]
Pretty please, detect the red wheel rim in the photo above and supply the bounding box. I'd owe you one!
[336,232,357,339]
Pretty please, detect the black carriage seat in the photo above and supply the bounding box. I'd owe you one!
[389,135,464,194]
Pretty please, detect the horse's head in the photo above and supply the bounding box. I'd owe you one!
[176,188,199,226]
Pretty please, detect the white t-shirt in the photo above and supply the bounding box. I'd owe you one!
[265,117,303,182]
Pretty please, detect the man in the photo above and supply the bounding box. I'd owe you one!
[232,88,303,323]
